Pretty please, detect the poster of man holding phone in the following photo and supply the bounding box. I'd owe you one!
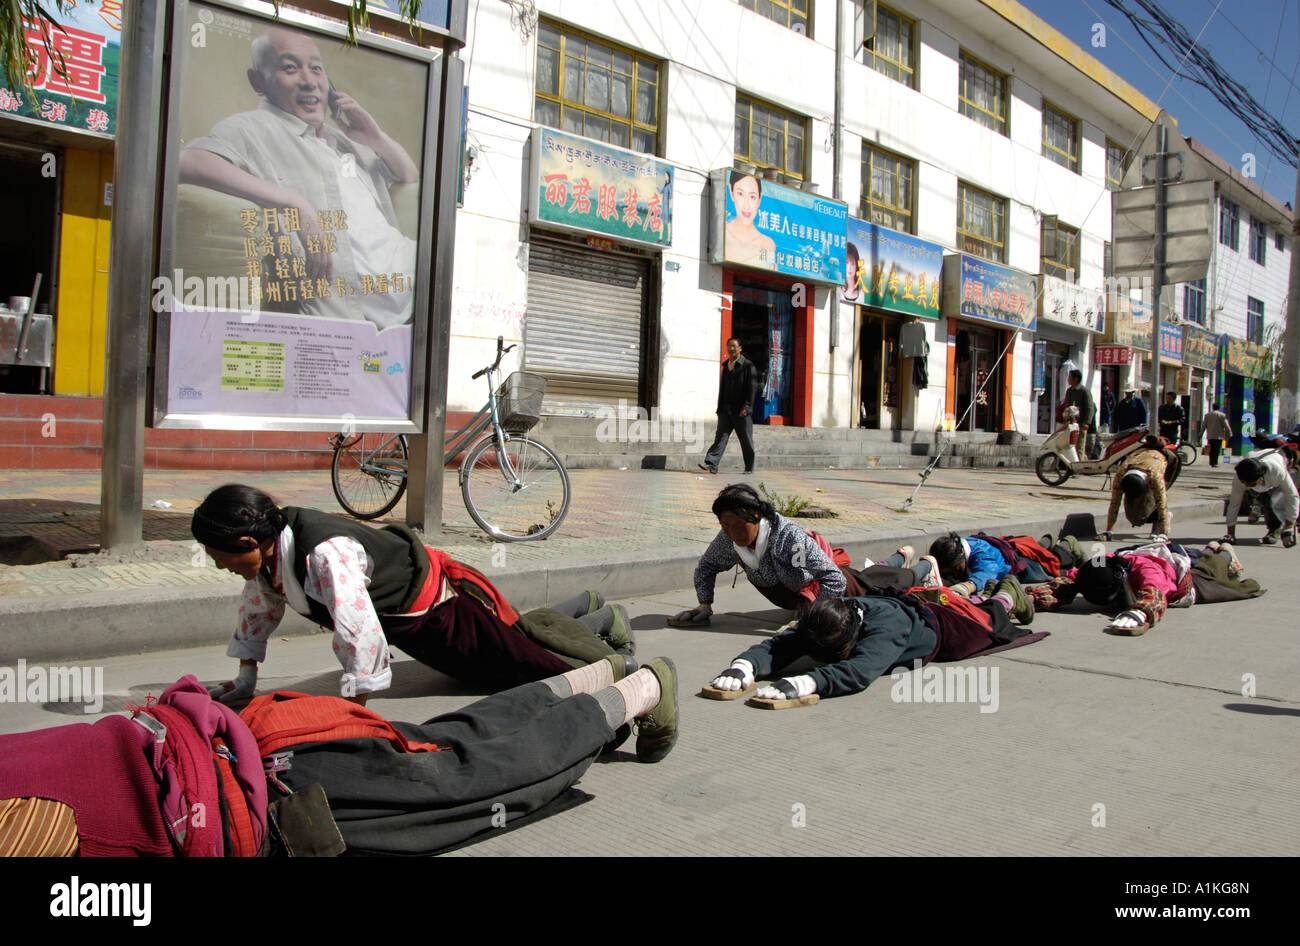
[159,2,436,428]
[178,24,419,329]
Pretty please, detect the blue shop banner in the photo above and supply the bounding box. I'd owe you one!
[711,169,846,285]
[842,217,942,318]
[942,254,1037,331]
[1159,322,1183,364]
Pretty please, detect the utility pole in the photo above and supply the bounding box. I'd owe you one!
[1146,121,1168,413]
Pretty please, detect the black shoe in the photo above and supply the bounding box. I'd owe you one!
[743,468,755,474]
[698,463,717,474]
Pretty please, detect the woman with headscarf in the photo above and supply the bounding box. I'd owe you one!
[190,484,633,705]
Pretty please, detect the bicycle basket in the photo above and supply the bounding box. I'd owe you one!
[496,371,547,433]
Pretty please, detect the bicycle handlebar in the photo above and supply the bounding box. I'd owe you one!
[472,336,516,379]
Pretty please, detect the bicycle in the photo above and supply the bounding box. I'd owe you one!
[1173,440,1197,467]
[328,337,571,541]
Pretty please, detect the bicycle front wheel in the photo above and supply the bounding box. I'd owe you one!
[1175,441,1197,466]
[331,433,409,519]
[460,435,570,541]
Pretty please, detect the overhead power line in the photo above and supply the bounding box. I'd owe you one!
[1102,0,1300,167]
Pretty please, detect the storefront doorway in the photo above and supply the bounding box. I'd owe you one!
[953,323,1005,432]
[0,144,60,394]
[732,281,793,423]
[1034,341,1070,434]
[858,311,905,429]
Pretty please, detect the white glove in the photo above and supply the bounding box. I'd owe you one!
[1150,533,1169,543]
[671,603,712,624]
[1105,610,1145,631]
[754,675,817,700]
[710,659,755,691]
[207,663,257,705]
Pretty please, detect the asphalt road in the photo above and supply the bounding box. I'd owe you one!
[0,514,1295,859]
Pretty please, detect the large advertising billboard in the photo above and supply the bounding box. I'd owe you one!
[0,1,121,137]
[153,1,440,430]
[841,217,942,318]
[710,169,846,285]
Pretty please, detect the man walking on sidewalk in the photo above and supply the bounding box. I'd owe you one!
[700,338,758,474]
[1203,402,1232,467]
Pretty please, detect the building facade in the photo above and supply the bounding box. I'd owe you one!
[448,0,1159,444]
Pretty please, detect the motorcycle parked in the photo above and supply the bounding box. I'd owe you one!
[1035,405,1152,486]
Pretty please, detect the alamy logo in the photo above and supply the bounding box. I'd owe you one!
[50,876,151,926]
[0,659,104,714]
[889,659,999,713]
[594,399,707,452]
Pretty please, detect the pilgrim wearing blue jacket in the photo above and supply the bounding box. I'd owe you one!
[927,532,1011,597]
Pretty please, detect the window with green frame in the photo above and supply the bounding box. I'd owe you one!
[957,182,1006,262]
[1105,139,1129,190]
[1040,217,1080,281]
[1042,102,1079,173]
[958,52,1007,136]
[738,0,810,34]
[534,21,661,154]
[735,94,806,180]
[860,3,916,88]
[861,142,914,233]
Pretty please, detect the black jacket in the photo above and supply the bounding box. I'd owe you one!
[717,355,758,415]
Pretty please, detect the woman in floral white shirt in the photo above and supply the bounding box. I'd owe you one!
[192,484,632,705]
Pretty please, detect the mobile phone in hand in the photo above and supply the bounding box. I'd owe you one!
[328,80,342,124]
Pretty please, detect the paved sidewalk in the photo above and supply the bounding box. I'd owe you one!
[0,459,1235,661]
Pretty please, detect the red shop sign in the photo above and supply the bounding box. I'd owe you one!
[1094,345,1132,366]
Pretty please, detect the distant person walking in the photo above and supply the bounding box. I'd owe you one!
[700,337,758,474]
[1203,402,1232,467]
[1100,381,1116,433]
[1158,392,1185,442]
[1114,388,1147,431]
[1060,369,1097,459]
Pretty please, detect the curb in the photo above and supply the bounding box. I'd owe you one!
[0,497,1227,664]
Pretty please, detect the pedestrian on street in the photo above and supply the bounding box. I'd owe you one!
[1060,369,1098,459]
[1222,450,1300,546]
[1100,381,1116,433]
[700,337,758,474]
[1202,402,1232,467]
[1158,392,1185,443]
[191,484,634,705]
[1114,388,1147,432]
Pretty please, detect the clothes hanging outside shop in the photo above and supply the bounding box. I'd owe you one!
[899,321,929,389]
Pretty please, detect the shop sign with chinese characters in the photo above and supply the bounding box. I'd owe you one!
[1181,323,1221,371]
[529,127,672,248]
[1159,322,1183,364]
[1093,345,1132,366]
[0,2,120,136]
[1224,336,1271,379]
[1038,274,1104,333]
[710,168,847,285]
[842,216,942,318]
[942,254,1037,331]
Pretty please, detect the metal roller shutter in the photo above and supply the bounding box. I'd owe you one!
[525,238,647,415]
